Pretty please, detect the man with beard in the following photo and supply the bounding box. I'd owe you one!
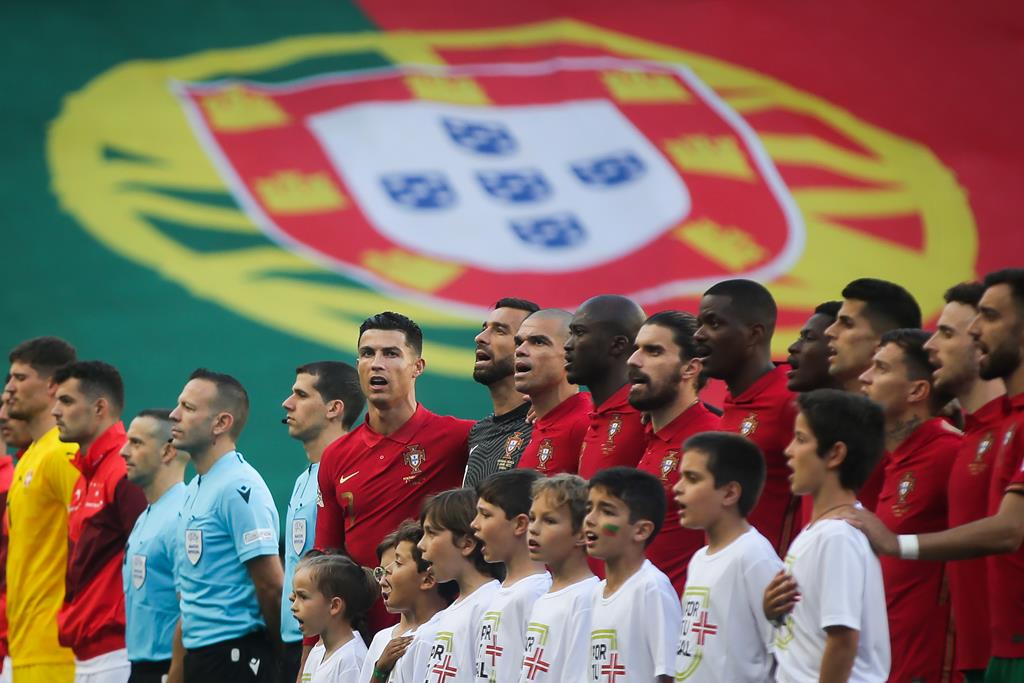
[629,311,721,594]
[785,301,843,393]
[315,312,473,633]
[843,269,1024,683]
[859,330,959,683]
[924,281,1006,681]
[514,309,591,475]
[4,337,79,683]
[566,295,649,479]
[279,361,363,682]
[464,298,539,487]
[695,279,798,553]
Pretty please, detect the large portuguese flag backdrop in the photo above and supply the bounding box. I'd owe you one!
[2,0,1022,514]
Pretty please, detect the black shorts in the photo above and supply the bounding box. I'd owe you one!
[184,630,275,683]
[277,641,303,683]
[129,659,171,683]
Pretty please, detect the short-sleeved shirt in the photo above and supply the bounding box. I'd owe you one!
[175,451,279,650]
[988,392,1024,658]
[773,515,889,683]
[675,528,782,682]
[464,402,532,488]
[637,401,721,595]
[516,393,592,475]
[475,572,551,683]
[875,417,959,682]
[420,580,500,683]
[519,576,599,683]
[578,385,647,479]
[6,425,80,666]
[720,365,798,554]
[394,613,443,683]
[302,635,368,682]
[587,560,681,682]
[948,396,1006,671]
[282,462,319,644]
[124,482,186,662]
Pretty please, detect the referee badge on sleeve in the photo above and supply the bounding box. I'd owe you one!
[291,518,307,556]
[185,529,203,565]
[131,554,147,589]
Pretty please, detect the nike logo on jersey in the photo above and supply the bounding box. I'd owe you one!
[237,485,251,503]
[469,445,479,456]
[339,472,359,484]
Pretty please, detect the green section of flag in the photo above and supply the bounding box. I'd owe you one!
[0,1,487,518]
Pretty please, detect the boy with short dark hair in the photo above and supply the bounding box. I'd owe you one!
[416,489,504,683]
[470,470,552,683]
[764,389,890,682]
[519,474,599,682]
[671,432,782,681]
[584,467,681,682]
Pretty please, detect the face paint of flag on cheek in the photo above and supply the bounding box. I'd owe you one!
[602,523,620,537]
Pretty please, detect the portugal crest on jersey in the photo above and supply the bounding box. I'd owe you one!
[739,413,759,437]
[537,439,555,471]
[660,450,680,481]
[604,415,623,453]
[892,471,916,517]
[403,444,426,481]
[970,431,994,475]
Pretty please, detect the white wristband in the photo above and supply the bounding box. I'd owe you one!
[897,534,920,560]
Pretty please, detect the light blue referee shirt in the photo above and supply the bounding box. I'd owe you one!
[174,451,279,650]
[281,461,319,643]
[123,481,186,662]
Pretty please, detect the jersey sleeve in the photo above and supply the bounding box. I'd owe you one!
[113,478,148,536]
[744,549,786,648]
[816,529,867,631]
[314,449,346,551]
[45,446,82,505]
[1005,425,1024,493]
[646,576,684,677]
[222,478,279,563]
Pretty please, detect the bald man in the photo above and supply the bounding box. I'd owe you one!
[514,309,592,475]
[566,295,649,478]
[695,279,799,554]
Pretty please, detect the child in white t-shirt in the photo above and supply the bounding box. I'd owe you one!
[415,488,503,683]
[471,470,552,683]
[671,432,783,682]
[291,552,378,682]
[763,389,890,682]
[519,474,599,683]
[584,467,682,683]
[361,521,456,683]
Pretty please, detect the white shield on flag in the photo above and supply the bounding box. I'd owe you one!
[291,518,307,556]
[307,98,690,273]
[131,554,147,589]
[185,529,203,565]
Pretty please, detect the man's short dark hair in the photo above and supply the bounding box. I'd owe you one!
[982,268,1024,314]
[943,282,985,308]
[295,361,365,430]
[476,469,541,519]
[588,467,666,547]
[188,368,249,439]
[704,279,778,337]
[841,278,922,332]
[494,298,540,315]
[814,300,842,319]
[797,389,885,492]
[54,361,125,413]
[136,408,172,422]
[8,337,76,378]
[643,310,707,390]
[420,488,505,581]
[879,328,948,412]
[392,519,459,603]
[682,432,766,517]
[359,312,424,356]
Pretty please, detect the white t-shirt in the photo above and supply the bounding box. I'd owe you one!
[420,580,501,683]
[587,560,682,683]
[359,623,406,683]
[475,572,552,683]
[773,517,890,683]
[302,635,369,682]
[394,612,443,683]
[518,575,600,683]
[675,527,782,682]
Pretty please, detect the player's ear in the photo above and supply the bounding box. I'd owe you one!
[632,519,655,545]
[420,569,437,591]
[413,356,426,377]
[609,333,632,358]
[512,512,530,537]
[825,441,848,471]
[456,533,477,558]
[329,596,345,617]
[325,398,344,422]
[720,481,742,508]
[906,378,930,407]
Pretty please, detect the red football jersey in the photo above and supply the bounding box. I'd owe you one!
[578,384,647,479]
[875,417,959,683]
[516,392,592,475]
[636,401,721,595]
[720,364,798,553]
[987,392,1024,658]
[948,396,1007,671]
